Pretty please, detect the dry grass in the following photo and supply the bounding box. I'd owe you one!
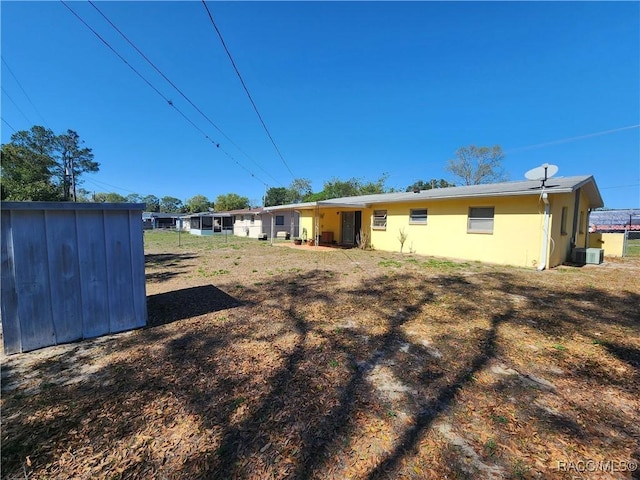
[2,231,639,479]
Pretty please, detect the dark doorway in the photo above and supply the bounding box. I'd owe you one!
[341,211,361,246]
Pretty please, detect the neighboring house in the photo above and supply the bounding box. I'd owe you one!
[180,212,233,236]
[264,175,604,269]
[219,207,300,239]
[588,209,640,232]
[142,212,181,230]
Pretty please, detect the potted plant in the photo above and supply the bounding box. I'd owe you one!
[293,237,303,245]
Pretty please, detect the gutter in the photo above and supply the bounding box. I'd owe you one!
[538,191,550,271]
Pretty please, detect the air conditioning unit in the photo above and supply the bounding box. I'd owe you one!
[585,248,604,265]
[571,248,587,264]
[571,248,603,265]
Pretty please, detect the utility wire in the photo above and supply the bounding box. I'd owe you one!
[1,86,33,125]
[60,0,269,188]
[83,176,140,194]
[2,117,17,133]
[1,57,50,128]
[201,0,295,179]
[87,0,282,188]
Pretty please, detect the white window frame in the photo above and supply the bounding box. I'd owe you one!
[467,207,494,234]
[373,210,387,230]
[409,208,428,225]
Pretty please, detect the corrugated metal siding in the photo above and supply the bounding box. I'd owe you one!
[1,202,147,354]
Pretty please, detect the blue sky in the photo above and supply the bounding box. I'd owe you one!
[2,1,638,208]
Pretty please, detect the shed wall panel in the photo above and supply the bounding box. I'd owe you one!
[11,210,56,352]
[1,211,22,354]
[104,210,136,333]
[76,210,110,338]
[1,202,147,354]
[128,211,148,328]
[45,210,83,343]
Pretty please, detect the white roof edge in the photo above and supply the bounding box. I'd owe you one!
[263,202,318,211]
[366,186,576,204]
[179,212,233,217]
[318,201,370,208]
[572,175,604,208]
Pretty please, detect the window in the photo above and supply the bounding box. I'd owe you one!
[373,210,387,229]
[468,207,494,233]
[275,215,285,226]
[561,207,568,235]
[250,215,255,225]
[410,208,428,224]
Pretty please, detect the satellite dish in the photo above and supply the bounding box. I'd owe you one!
[525,163,558,187]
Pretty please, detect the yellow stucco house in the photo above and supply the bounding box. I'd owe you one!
[264,175,603,269]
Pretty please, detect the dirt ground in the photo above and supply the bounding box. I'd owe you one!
[2,231,639,479]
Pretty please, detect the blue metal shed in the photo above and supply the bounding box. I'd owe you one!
[1,202,147,354]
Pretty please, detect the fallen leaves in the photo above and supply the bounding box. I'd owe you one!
[2,234,639,479]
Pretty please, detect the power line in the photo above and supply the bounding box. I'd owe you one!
[60,0,270,188]
[506,125,640,154]
[201,1,295,180]
[82,176,140,194]
[87,1,283,188]
[1,57,50,128]
[2,117,17,133]
[1,86,33,125]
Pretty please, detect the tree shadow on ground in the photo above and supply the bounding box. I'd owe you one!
[602,341,640,370]
[145,253,197,283]
[146,284,243,326]
[145,253,197,266]
[2,266,638,479]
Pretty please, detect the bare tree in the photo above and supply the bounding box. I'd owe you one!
[446,145,507,185]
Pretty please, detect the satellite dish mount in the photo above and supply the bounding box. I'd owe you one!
[525,163,559,188]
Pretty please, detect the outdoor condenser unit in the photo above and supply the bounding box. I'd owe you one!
[585,248,604,265]
[571,248,603,265]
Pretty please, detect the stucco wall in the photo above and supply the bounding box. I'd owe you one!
[300,207,371,244]
[232,214,262,238]
[588,232,625,257]
[261,210,300,238]
[547,190,592,268]
[298,192,598,268]
[369,196,545,267]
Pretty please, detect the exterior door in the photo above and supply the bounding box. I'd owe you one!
[342,211,355,245]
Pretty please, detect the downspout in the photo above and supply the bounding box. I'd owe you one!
[270,213,274,246]
[585,208,592,248]
[538,191,550,271]
[315,205,319,248]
